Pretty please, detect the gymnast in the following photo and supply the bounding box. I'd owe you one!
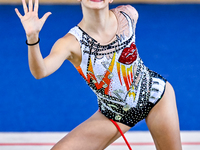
[15,0,182,149]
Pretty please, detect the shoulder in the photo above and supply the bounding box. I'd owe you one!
[63,33,81,55]
[51,33,81,61]
[112,5,139,23]
[54,33,80,51]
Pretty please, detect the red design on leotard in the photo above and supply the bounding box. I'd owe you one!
[118,43,137,65]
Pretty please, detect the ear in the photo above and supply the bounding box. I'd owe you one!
[109,0,113,3]
[77,0,81,2]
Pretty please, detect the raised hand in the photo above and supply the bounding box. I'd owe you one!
[15,0,51,38]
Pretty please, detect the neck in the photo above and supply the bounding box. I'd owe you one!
[79,5,112,34]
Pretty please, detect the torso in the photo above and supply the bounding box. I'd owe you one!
[68,5,167,127]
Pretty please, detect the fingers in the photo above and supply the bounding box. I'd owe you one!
[16,0,43,19]
[34,0,39,12]
[22,0,28,14]
[41,12,52,23]
[29,0,33,12]
[15,8,23,19]
[21,0,36,14]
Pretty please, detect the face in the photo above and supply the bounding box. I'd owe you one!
[77,0,113,10]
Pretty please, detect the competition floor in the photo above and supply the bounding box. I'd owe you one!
[0,131,200,150]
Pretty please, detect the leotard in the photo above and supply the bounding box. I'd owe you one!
[69,5,167,127]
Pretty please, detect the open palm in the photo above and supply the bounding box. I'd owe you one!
[15,0,51,37]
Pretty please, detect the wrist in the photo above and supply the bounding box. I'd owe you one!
[26,33,39,44]
[26,38,40,46]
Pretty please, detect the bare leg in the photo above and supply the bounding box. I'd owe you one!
[146,82,182,150]
[51,111,131,150]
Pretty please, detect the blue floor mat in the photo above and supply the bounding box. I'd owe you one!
[0,4,199,131]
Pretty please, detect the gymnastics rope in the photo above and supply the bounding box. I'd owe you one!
[110,119,132,150]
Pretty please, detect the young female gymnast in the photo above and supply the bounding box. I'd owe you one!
[15,0,182,149]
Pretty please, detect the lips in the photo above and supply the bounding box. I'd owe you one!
[90,0,103,2]
[118,43,137,65]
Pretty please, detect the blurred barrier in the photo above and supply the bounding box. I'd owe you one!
[1,0,200,4]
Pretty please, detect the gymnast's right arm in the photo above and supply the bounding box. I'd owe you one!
[15,0,80,79]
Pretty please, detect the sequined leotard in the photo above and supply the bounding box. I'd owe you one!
[69,5,167,127]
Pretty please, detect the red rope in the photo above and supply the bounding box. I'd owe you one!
[110,119,132,150]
